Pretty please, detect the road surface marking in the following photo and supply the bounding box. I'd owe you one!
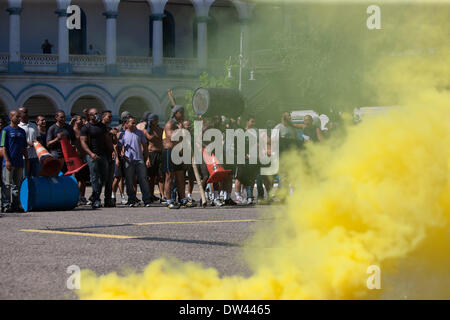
[132,219,258,226]
[20,229,138,239]
[20,219,259,239]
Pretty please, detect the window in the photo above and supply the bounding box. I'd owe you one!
[69,8,86,55]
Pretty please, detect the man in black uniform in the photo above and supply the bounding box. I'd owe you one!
[101,110,117,207]
[234,116,258,205]
[80,108,114,209]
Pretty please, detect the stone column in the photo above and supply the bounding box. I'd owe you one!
[7,0,23,73]
[192,0,214,71]
[196,16,208,70]
[151,13,165,74]
[56,0,72,74]
[103,11,119,74]
[103,0,120,75]
[232,0,255,59]
[148,0,168,75]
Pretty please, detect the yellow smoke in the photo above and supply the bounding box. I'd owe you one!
[77,3,450,300]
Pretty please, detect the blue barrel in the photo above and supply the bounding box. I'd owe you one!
[20,176,79,212]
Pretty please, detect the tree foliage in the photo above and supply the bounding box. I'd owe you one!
[252,3,371,115]
[183,60,237,122]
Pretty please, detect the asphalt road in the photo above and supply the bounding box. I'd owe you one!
[0,191,272,300]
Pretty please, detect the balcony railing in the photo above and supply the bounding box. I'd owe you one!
[70,54,107,73]
[0,53,224,76]
[0,53,10,72]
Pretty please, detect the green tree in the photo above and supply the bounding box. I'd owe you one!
[184,60,237,121]
[250,3,371,116]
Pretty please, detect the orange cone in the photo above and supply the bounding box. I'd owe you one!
[60,136,88,176]
[203,148,231,184]
[33,141,63,177]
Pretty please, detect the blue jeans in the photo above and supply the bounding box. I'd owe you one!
[124,160,150,204]
[256,174,264,199]
[245,185,254,200]
[24,158,40,178]
[105,158,114,201]
[86,155,110,203]
[170,178,177,203]
[1,178,6,208]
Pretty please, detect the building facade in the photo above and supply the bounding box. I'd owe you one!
[0,0,257,121]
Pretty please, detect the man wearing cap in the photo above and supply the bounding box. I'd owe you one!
[142,113,165,203]
[162,105,189,209]
[136,110,151,132]
[120,111,131,123]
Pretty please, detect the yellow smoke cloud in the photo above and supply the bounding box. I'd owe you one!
[77,3,450,300]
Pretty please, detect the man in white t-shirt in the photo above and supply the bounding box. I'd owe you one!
[273,112,301,152]
[18,107,40,177]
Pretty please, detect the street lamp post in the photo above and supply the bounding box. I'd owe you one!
[238,30,244,91]
[227,30,255,91]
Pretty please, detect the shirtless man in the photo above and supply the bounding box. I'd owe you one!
[162,105,188,209]
[141,113,165,203]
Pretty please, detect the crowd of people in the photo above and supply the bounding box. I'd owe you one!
[0,101,339,214]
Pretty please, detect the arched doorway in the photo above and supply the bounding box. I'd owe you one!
[149,10,175,57]
[22,95,57,120]
[71,96,105,117]
[119,97,152,121]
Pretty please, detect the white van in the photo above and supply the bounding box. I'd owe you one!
[353,106,400,122]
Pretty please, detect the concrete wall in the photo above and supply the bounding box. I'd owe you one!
[0,0,242,59]
[0,0,264,121]
[21,0,58,54]
[0,74,200,120]
[117,1,150,57]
